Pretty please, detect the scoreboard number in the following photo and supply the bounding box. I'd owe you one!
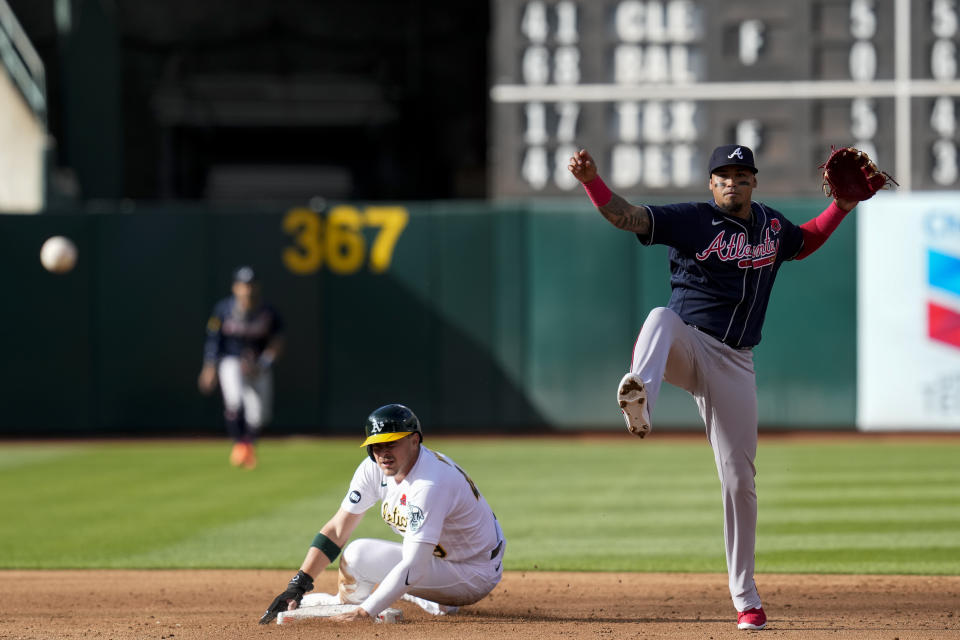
[491,0,960,196]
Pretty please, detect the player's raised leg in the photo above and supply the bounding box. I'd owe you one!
[617,373,651,438]
[622,307,699,437]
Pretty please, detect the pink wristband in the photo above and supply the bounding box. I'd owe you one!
[582,176,613,208]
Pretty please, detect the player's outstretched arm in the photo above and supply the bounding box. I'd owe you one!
[259,509,364,624]
[597,194,653,234]
[794,197,858,261]
[299,509,364,579]
[568,149,651,235]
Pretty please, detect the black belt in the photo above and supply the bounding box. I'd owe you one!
[688,324,753,351]
[490,539,503,560]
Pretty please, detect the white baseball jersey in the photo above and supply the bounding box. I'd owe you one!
[340,446,502,564]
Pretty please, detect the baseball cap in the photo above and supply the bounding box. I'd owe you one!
[708,144,758,174]
[232,265,257,284]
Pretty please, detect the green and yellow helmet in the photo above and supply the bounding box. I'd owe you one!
[361,404,423,457]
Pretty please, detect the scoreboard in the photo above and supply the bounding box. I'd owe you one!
[489,0,960,197]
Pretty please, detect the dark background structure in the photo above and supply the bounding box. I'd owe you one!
[10,0,490,204]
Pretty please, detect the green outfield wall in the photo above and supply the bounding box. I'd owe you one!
[0,199,855,436]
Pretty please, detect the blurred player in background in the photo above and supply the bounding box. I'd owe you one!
[198,266,284,469]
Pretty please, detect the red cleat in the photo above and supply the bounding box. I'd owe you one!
[737,607,766,630]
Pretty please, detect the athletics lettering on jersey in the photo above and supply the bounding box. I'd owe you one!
[381,494,425,533]
[380,501,407,533]
[381,502,410,532]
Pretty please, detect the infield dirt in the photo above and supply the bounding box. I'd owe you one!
[1,570,957,639]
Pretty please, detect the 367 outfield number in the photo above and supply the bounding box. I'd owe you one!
[282,206,409,275]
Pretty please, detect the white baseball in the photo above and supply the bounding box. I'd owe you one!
[40,235,78,274]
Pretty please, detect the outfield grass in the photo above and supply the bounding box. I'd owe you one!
[1,436,958,574]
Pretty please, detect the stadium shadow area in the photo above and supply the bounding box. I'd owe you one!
[0,210,548,436]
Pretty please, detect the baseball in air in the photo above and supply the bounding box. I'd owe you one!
[40,235,78,274]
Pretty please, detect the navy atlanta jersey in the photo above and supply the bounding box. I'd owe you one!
[203,297,283,361]
[640,200,804,348]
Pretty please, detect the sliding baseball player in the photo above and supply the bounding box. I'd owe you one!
[259,404,505,624]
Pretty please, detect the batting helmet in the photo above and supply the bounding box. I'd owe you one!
[361,404,422,459]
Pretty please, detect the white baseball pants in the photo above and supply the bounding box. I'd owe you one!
[338,537,504,607]
[217,356,273,430]
[630,307,761,612]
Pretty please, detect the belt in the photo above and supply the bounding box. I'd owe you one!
[490,539,503,560]
[688,324,753,351]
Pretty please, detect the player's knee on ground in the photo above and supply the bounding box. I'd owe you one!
[338,539,391,604]
[337,550,369,604]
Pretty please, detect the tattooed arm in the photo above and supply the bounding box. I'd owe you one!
[568,148,652,235]
[597,195,652,234]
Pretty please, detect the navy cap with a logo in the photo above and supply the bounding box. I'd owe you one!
[708,144,758,174]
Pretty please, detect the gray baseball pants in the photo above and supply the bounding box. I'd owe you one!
[218,355,273,430]
[629,306,762,612]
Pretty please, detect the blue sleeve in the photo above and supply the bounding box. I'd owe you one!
[202,300,226,362]
[778,215,805,262]
[638,202,705,253]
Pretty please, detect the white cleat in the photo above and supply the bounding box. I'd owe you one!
[401,593,459,615]
[617,372,651,438]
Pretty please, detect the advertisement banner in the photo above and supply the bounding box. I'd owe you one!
[858,193,960,430]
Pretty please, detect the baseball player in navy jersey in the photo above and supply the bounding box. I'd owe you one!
[198,266,284,469]
[569,145,859,631]
[258,404,505,624]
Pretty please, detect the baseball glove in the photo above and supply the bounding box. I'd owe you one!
[819,146,897,202]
